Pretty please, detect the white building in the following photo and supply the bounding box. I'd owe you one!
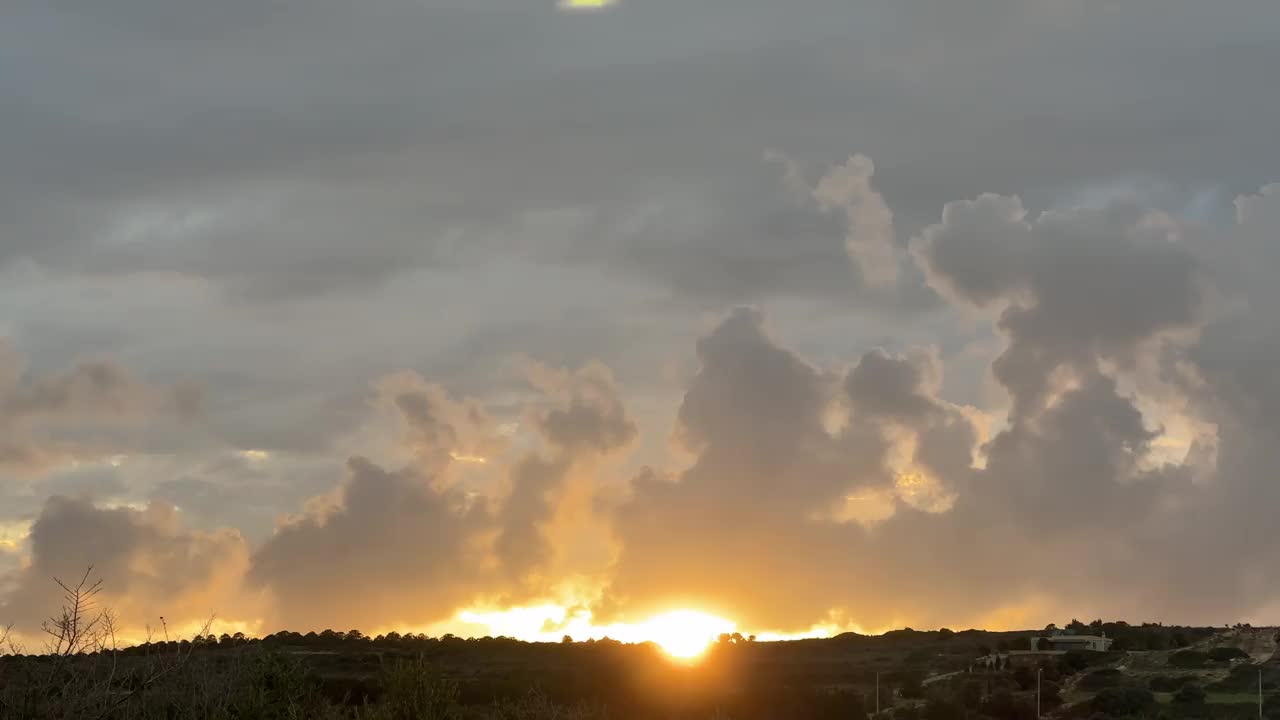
[1031,634,1113,652]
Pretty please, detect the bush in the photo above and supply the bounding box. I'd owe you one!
[376,658,463,720]
[1169,650,1210,669]
[1209,647,1250,662]
[1061,650,1093,673]
[1090,687,1155,717]
[1209,663,1280,693]
[1149,675,1196,692]
[1079,668,1124,691]
[1172,684,1206,705]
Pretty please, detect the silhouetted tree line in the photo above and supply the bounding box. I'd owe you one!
[3,576,1272,720]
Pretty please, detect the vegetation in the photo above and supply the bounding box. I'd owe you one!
[2,571,1277,719]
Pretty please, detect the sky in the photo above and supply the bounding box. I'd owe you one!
[3,0,1280,646]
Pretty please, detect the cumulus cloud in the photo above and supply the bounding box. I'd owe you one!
[248,457,491,632]
[496,361,637,587]
[8,179,1280,640]
[594,182,1280,631]
[913,196,1205,418]
[246,361,637,632]
[813,155,899,288]
[1,496,251,635]
[601,308,981,629]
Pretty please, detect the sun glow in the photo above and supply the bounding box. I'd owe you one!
[456,605,736,660]
[557,0,617,12]
[633,610,737,659]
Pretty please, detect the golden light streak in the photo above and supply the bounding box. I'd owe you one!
[557,0,618,12]
[448,452,489,465]
[0,519,32,554]
[457,605,735,660]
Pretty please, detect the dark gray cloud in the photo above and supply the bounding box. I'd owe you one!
[1,496,250,633]
[0,341,201,475]
[914,196,1205,417]
[4,0,1276,303]
[248,457,490,632]
[3,0,1280,640]
[602,308,980,629]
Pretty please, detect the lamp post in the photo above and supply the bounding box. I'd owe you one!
[1037,668,1042,720]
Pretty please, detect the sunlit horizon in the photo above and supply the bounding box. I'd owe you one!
[453,604,850,660]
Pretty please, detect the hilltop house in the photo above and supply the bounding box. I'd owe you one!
[1030,632,1113,652]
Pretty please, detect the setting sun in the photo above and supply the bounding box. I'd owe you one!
[453,604,738,660]
[633,610,736,659]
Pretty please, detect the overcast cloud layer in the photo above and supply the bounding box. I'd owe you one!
[3,0,1280,638]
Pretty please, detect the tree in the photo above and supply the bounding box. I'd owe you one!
[562,635,573,644]
[41,565,110,656]
[0,623,19,656]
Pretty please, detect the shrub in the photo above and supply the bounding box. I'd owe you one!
[1090,687,1155,717]
[376,657,463,720]
[1169,650,1210,669]
[1079,668,1124,691]
[1061,650,1092,673]
[1149,675,1196,692]
[1172,684,1206,705]
[1208,647,1250,663]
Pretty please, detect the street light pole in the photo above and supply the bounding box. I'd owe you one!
[1037,668,1042,720]
[876,671,881,717]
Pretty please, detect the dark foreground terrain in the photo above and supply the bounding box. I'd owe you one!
[2,622,1278,719]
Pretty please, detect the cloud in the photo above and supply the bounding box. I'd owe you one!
[601,308,981,629]
[597,182,1280,630]
[812,155,899,288]
[248,457,491,632]
[0,341,202,475]
[2,0,1280,638]
[1,496,251,634]
[913,196,1205,418]
[496,361,637,587]
[248,361,637,631]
